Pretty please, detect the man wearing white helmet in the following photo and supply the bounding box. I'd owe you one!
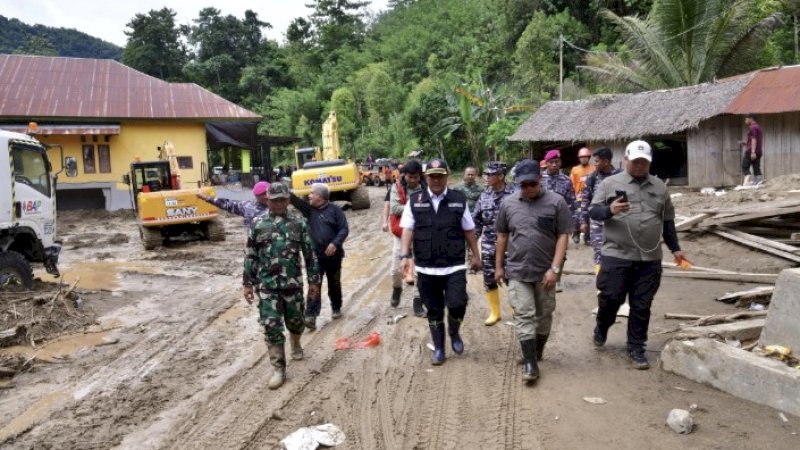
[588,140,691,370]
[570,147,595,245]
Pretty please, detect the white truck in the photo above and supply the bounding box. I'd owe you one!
[0,129,75,289]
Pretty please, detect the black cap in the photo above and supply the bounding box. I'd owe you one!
[425,158,449,175]
[514,159,541,183]
[593,147,613,161]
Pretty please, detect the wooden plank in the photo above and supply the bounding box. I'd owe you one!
[716,226,800,253]
[564,268,778,283]
[661,262,737,274]
[676,213,712,232]
[710,229,800,263]
[693,198,800,215]
[715,286,774,304]
[703,205,800,227]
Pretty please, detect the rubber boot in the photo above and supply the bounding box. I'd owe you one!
[390,287,402,307]
[535,334,548,361]
[412,295,426,317]
[267,343,286,389]
[289,333,303,360]
[448,316,464,354]
[520,339,539,383]
[484,289,501,326]
[430,324,446,365]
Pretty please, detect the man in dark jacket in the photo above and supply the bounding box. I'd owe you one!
[400,158,481,365]
[290,183,349,330]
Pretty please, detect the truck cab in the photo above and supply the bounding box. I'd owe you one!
[1,129,74,289]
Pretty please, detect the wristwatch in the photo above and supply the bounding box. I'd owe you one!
[550,265,560,274]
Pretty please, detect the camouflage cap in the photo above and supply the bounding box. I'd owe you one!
[484,161,508,175]
[268,182,291,199]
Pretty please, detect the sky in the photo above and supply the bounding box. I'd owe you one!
[1,0,390,47]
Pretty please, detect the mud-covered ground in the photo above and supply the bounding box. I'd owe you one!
[1,184,799,449]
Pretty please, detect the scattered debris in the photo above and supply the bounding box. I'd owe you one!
[663,310,767,325]
[281,423,346,450]
[335,331,380,350]
[715,286,774,307]
[387,314,406,325]
[426,343,435,352]
[673,386,692,393]
[583,397,607,405]
[667,409,694,434]
[779,412,789,423]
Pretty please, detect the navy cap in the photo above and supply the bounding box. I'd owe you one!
[484,161,508,175]
[425,158,449,175]
[514,159,541,183]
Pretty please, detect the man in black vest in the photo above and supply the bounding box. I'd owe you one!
[400,158,481,365]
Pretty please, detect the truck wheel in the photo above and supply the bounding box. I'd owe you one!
[0,250,33,290]
[349,185,371,210]
[206,218,226,242]
[140,226,163,250]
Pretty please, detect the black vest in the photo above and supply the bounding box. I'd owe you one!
[410,189,467,268]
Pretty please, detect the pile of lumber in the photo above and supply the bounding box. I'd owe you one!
[677,198,800,264]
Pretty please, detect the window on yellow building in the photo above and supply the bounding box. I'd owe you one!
[82,144,96,174]
[177,156,193,169]
[98,145,111,173]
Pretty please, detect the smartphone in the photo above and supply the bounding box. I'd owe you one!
[615,190,628,202]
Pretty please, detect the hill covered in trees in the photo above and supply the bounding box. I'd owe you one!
[0,15,122,59]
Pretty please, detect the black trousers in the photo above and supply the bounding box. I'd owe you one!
[742,153,762,177]
[305,256,343,317]
[595,256,662,350]
[417,270,468,328]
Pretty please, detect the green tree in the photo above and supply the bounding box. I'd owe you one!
[513,9,589,101]
[122,8,187,80]
[14,34,57,56]
[584,0,783,91]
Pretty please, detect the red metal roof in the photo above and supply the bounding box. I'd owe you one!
[0,54,261,121]
[725,65,800,114]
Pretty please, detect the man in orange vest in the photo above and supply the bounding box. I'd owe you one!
[570,147,595,245]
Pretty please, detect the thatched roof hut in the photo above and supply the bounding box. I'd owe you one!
[509,73,756,143]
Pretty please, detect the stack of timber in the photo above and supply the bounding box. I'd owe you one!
[677,198,800,265]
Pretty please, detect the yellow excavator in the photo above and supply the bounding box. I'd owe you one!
[290,111,370,209]
[125,142,224,249]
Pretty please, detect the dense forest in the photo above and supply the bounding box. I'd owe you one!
[0,15,122,60]
[9,1,800,168]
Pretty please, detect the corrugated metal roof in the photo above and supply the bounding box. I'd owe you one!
[725,65,800,114]
[0,124,120,134]
[0,54,261,121]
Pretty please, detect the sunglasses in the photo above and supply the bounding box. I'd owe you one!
[520,181,540,188]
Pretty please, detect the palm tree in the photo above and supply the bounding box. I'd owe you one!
[583,0,783,91]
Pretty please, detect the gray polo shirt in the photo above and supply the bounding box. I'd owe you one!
[590,171,675,261]
[496,190,572,283]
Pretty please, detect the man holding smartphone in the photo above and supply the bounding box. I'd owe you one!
[588,141,691,370]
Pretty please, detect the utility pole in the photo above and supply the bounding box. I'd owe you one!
[559,34,563,101]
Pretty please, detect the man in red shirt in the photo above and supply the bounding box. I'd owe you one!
[742,114,764,185]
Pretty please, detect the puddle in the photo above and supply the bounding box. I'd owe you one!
[0,389,69,442]
[36,261,161,291]
[0,330,112,362]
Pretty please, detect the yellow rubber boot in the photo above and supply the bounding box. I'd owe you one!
[484,289,501,326]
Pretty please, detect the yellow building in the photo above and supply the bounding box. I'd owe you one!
[0,54,261,210]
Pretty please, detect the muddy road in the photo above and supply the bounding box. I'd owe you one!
[1,186,798,449]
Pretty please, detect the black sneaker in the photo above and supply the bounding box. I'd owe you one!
[592,326,606,347]
[331,310,342,319]
[629,348,650,370]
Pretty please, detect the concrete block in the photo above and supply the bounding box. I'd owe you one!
[681,318,764,342]
[761,268,800,351]
[661,338,800,417]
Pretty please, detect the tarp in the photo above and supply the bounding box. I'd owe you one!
[205,122,258,150]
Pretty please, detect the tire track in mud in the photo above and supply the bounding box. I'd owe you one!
[2,281,240,449]
[161,252,392,449]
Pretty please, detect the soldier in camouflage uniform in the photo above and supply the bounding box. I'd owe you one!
[472,161,515,326]
[243,183,321,389]
[453,166,483,212]
[579,147,621,272]
[541,150,576,291]
[197,181,270,228]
